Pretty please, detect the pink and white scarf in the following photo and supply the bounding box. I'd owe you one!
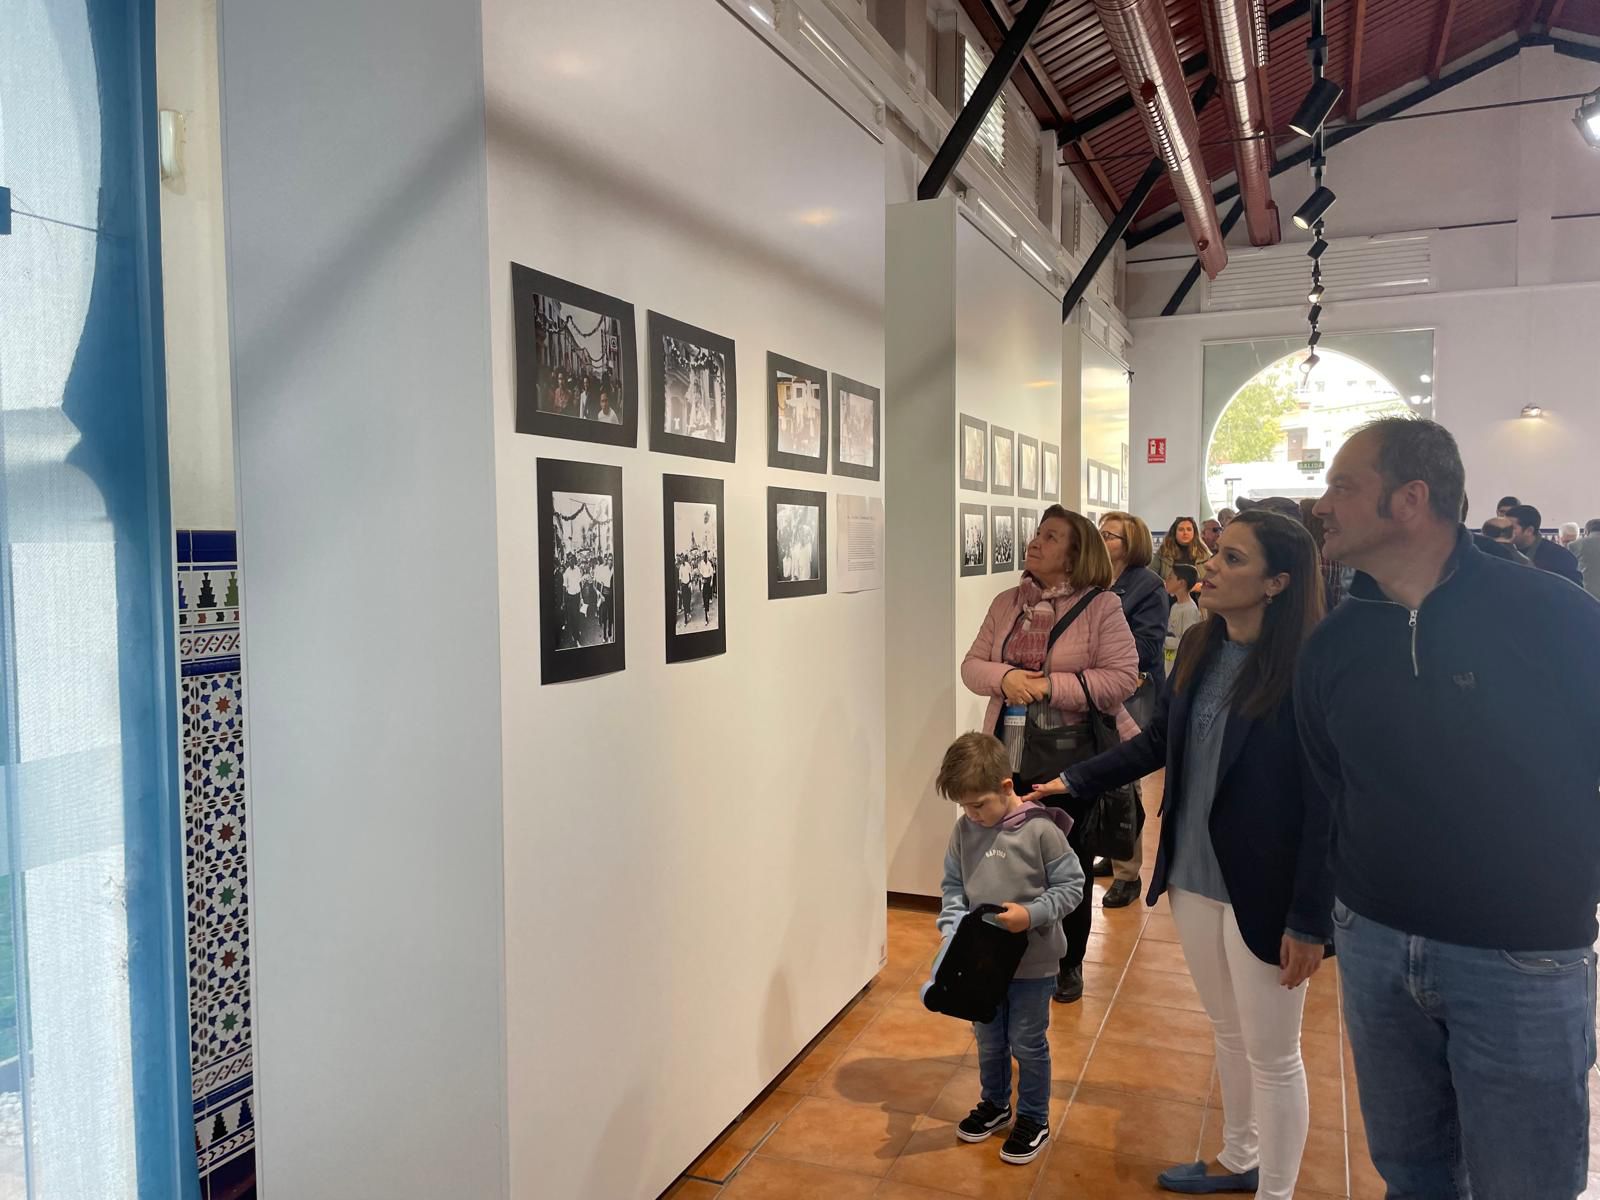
[1005,574,1076,671]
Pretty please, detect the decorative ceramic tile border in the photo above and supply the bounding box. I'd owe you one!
[177,530,258,1197]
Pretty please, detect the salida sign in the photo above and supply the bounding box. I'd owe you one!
[1147,438,1167,464]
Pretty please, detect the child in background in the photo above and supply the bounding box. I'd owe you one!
[935,732,1083,1165]
[1165,562,1203,667]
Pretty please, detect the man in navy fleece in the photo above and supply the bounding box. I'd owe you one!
[1300,418,1600,1200]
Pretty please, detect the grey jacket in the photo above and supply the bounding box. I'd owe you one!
[937,806,1084,979]
[1573,534,1600,600]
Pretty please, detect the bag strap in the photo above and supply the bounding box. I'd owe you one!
[1075,670,1105,719]
[1043,587,1103,658]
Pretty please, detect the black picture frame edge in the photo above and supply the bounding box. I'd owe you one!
[648,310,739,464]
[662,472,728,664]
[830,374,881,481]
[513,263,640,449]
[766,485,829,598]
[767,352,830,475]
[537,457,626,684]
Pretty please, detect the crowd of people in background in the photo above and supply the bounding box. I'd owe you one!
[947,417,1600,1196]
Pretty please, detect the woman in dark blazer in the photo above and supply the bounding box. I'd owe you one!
[1025,510,1332,1200]
[1096,511,1168,907]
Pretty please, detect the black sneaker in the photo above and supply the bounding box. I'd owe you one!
[956,1099,1012,1142]
[1103,878,1141,909]
[1053,964,1083,1004]
[1000,1115,1050,1164]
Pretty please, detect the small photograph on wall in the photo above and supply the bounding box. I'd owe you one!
[537,458,625,684]
[768,353,829,474]
[991,507,1016,572]
[1016,507,1038,557]
[832,375,881,481]
[960,414,988,490]
[513,264,638,448]
[1041,443,1060,501]
[768,487,828,598]
[1017,434,1039,500]
[960,503,988,578]
[662,474,726,663]
[991,426,1015,497]
[649,312,736,462]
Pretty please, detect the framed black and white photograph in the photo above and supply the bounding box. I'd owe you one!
[1017,434,1039,500]
[649,312,736,462]
[831,376,881,481]
[960,414,988,490]
[991,426,1015,497]
[513,264,638,447]
[960,503,988,578]
[662,474,725,663]
[537,458,624,684]
[1041,442,1060,502]
[991,507,1016,572]
[767,353,829,474]
[767,487,827,598]
[1016,507,1038,558]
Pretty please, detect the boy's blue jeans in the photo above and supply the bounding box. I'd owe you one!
[973,975,1055,1126]
[1334,899,1596,1199]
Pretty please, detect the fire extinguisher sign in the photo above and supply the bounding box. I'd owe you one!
[1147,438,1167,464]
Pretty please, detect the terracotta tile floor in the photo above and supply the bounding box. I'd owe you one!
[662,780,1600,1199]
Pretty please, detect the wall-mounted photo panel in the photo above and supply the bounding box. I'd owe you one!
[990,426,1015,497]
[767,353,829,474]
[1017,434,1039,500]
[991,506,1016,572]
[537,458,625,683]
[960,414,988,491]
[768,487,828,598]
[831,375,880,481]
[960,503,988,578]
[1016,507,1038,559]
[649,312,736,462]
[662,474,726,663]
[513,264,638,447]
[1041,442,1060,502]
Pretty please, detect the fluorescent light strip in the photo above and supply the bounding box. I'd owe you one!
[977,198,1016,240]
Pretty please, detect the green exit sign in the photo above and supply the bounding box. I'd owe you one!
[1298,459,1325,473]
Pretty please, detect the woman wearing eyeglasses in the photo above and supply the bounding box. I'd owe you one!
[1095,512,1166,907]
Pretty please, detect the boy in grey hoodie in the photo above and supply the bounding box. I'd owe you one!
[934,732,1085,1166]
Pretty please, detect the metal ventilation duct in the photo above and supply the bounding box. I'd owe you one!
[1200,0,1282,246]
[1090,0,1229,277]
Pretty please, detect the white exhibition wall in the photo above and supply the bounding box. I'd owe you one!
[481,2,888,1195]
[1126,43,1600,529]
[217,0,509,1196]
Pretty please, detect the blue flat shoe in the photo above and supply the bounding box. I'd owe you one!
[1156,1160,1260,1194]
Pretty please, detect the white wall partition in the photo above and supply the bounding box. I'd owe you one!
[217,0,508,1196]
[481,3,887,1196]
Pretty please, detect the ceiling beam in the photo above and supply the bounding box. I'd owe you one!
[1430,0,1461,80]
[1347,0,1368,117]
[1126,36,1524,247]
[1056,0,1312,145]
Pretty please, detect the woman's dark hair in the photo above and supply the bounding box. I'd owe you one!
[1171,510,1325,719]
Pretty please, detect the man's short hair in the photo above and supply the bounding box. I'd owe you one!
[1587,519,1600,535]
[1497,496,1521,512]
[1482,519,1514,541]
[936,732,1010,802]
[1506,504,1543,533]
[1360,418,1467,524]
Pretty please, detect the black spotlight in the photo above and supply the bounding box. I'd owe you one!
[1307,238,1328,260]
[1308,330,1322,347]
[1307,304,1323,324]
[1308,282,1325,303]
[1575,90,1600,148]
[1290,78,1344,137]
[1293,186,1337,230]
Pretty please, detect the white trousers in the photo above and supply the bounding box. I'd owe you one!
[1168,889,1310,1200]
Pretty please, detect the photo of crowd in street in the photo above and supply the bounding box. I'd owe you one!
[663,475,727,662]
[538,459,625,683]
[832,376,880,480]
[768,354,829,473]
[650,312,737,462]
[767,487,827,597]
[960,503,987,577]
[514,264,638,447]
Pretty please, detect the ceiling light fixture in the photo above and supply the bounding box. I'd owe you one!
[1308,282,1325,303]
[1521,403,1544,419]
[1293,186,1337,230]
[1574,89,1600,148]
[1290,78,1344,137]
[1307,238,1328,260]
[1307,303,1323,324]
[1308,330,1322,347]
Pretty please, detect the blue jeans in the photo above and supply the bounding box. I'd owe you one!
[973,975,1055,1125]
[1334,899,1596,1199]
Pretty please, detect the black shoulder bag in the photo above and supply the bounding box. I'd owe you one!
[1068,670,1145,861]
